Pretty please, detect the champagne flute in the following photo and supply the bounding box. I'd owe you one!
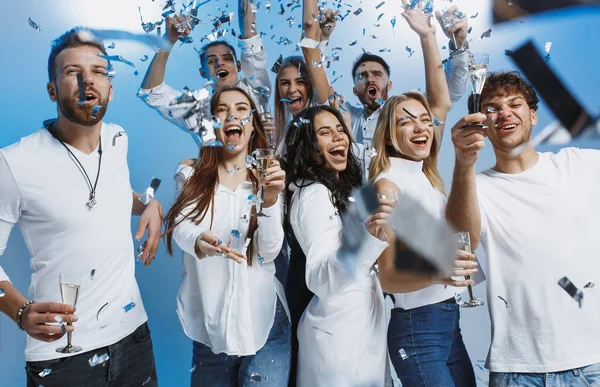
[468,53,490,118]
[456,232,484,308]
[252,86,277,150]
[377,189,400,205]
[56,272,83,353]
[250,148,275,217]
[440,7,458,48]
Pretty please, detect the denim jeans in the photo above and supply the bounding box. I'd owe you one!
[388,299,476,387]
[190,299,291,387]
[25,322,158,387]
[490,363,600,386]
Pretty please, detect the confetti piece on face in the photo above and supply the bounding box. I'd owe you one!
[99,55,136,69]
[76,73,86,104]
[479,28,492,41]
[91,106,102,120]
[28,17,42,32]
[558,276,583,308]
[89,353,110,367]
[280,98,293,103]
[39,369,51,377]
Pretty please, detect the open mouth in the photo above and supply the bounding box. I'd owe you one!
[410,136,428,146]
[224,125,242,142]
[368,86,377,98]
[79,92,98,105]
[216,69,229,79]
[497,123,517,131]
[328,145,346,159]
[289,96,304,111]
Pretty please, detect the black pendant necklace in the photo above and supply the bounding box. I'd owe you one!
[48,125,103,210]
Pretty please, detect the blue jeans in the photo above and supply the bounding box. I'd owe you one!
[388,298,476,387]
[490,363,600,386]
[25,322,157,387]
[190,299,291,387]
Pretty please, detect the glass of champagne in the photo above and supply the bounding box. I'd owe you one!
[377,189,400,205]
[251,148,275,217]
[55,272,82,353]
[456,231,484,308]
[468,53,490,117]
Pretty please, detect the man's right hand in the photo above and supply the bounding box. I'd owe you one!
[451,113,488,167]
[21,302,77,342]
[165,14,192,47]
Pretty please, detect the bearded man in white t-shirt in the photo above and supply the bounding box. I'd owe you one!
[0,28,163,386]
[445,71,600,386]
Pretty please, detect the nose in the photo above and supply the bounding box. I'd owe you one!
[82,70,94,86]
[413,121,428,133]
[332,129,344,141]
[288,81,298,93]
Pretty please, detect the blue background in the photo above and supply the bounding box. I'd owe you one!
[1,0,598,385]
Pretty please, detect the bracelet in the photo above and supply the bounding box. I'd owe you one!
[16,300,35,331]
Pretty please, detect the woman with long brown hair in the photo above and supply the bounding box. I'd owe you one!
[369,92,478,386]
[163,86,290,387]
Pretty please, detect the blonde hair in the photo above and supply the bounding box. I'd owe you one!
[368,92,445,194]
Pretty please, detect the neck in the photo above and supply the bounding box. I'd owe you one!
[221,150,248,172]
[53,115,102,155]
[493,145,539,174]
[363,104,377,116]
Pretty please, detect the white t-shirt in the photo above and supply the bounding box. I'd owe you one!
[288,181,389,387]
[0,121,147,361]
[172,165,288,356]
[374,157,458,309]
[478,148,600,373]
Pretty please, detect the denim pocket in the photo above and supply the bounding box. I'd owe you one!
[580,362,600,386]
[26,355,73,374]
[132,322,151,343]
[489,372,515,387]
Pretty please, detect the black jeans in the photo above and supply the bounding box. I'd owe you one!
[25,322,158,387]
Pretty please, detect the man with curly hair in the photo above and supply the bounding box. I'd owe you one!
[445,71,600,386]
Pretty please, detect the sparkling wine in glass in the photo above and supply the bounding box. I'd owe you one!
[56,273,83,353]
[456,231,484,308]
[250,148,275,217]
[468,53,490,116]
[440,7,458,48]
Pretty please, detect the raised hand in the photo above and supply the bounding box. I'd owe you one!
[435,6,469,48]
[164,14,192,46]
[401,0,436,38]
[451,113,488,168]
[319,9,339,40]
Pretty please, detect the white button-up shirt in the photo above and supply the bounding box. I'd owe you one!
[288,181,389,387]
[173,165,288,356]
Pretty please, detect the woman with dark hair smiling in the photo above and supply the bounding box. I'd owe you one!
[163,86,291,387]
[284,105,390,386]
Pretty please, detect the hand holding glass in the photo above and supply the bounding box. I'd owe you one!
[456,232,484,308]
[56,272,83,353]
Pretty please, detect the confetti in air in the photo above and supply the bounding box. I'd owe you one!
[28,17,42,32]
[479,28,492,41]
[406,46,415,57]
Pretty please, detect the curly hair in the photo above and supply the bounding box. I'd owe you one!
[469,71,539,114]
[283,105,362,217]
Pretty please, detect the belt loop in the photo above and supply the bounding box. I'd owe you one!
[512,373,518,381]
[572,368,580,376]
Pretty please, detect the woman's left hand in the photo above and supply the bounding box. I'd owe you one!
[259,158,285,208]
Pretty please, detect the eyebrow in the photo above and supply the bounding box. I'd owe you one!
[487,96,524,106]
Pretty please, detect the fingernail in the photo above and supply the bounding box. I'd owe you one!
[73,316,78,322]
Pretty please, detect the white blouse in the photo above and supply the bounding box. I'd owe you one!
[288,181,389,387]
[173,165,288,356]
[374,157,458,309]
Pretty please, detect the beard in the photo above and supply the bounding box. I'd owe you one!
[491,124,532,153]
[57,91,109,126]
[360,85,389,112]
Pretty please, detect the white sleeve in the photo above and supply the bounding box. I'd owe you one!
[238,35,271,95]
[137,82,194,133]
[0,152,21,282]
[172,165,206,257]
[445,49,470,105]
[295,185,388,298]
[254,194,284,264]
[574,148,600,181]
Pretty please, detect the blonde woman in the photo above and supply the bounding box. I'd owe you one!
[370,92,478,386]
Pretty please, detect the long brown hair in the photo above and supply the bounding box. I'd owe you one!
[274,56,315,147]
[163,86,269,265]
[369,92,445,193]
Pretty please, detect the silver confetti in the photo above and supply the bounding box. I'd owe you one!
[90,269,96,280]
[39,369,51,377]
[88,353,110,367]
[399,348,409,360]
[558,276,583,308]
[98,55,136,69]
[91,106,101,120]
[584,282,595,289]
[28,17,42,32]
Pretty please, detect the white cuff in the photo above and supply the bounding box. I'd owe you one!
[137,81,167,98]
[238,34,264,55]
